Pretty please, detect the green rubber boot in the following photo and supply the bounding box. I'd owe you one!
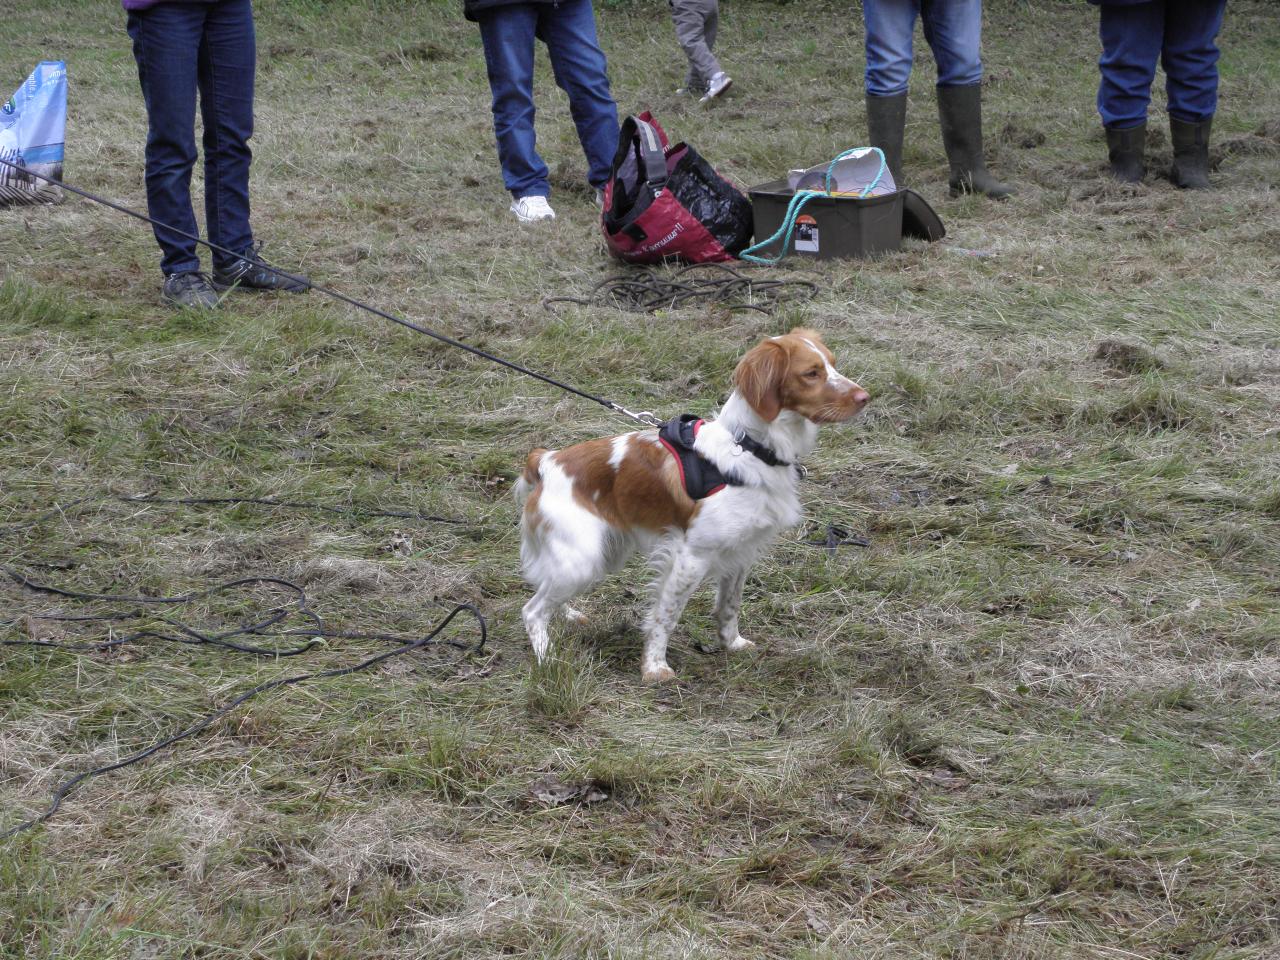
[1106,122,1147,183]
[1170,116,1212,190]
[937,82,1013,200]
[865,92,907,187]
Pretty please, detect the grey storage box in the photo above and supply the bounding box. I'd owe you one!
[748,180,904,260]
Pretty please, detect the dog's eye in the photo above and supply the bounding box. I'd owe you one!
[803,368,821,379]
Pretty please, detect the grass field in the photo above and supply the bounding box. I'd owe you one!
[3,0,1279,957]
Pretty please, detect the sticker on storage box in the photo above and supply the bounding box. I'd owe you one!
[795,215,819,253]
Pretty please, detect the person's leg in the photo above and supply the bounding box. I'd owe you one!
[1162,0,1226,189]
[1162,0,1225,121]
[862,0,917,98]
[670,0,723,93]
[537,0,620,190]
[704,0,719,62]
[696,0,731,102]
[1097,0,1162,130]
[1096,1,1163,183]
[862,0,917,184]
[670,0,700,92]
[478,4,547,199]
[195,0,309,289]
[924,0,1011,198]
[920,0,982,88]
[127,3,206,277]
[197,0,255,270]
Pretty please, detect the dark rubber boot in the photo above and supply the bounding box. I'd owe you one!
[937,82,1013,200]
[1106,122,1147,183]
[1170,117,1212,190]
[866,92,907,187]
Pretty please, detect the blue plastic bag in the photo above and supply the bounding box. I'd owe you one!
[0,60,67,206]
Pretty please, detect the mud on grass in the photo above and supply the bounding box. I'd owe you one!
[3,1,1280,958]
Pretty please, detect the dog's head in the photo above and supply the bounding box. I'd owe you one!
[732,328,869,424]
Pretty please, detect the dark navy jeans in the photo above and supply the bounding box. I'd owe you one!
[1097,0,1227,129]
[477,0,619,199]
[127,0,256,276]
[863,0,984,97]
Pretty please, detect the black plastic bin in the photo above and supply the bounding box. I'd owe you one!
[748,180,903,260]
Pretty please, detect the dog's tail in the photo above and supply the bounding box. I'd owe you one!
[513,448,549,506]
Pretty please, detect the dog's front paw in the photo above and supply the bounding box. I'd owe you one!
[724,635,756,653]
[641,663,677,684]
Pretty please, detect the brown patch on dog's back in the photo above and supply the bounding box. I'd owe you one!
[554,432,697,532]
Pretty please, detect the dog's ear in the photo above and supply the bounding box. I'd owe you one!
[734,339,788,421]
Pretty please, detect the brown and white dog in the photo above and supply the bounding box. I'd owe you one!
[515,328,870,682]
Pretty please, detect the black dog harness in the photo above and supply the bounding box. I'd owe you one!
[657,414,791,500]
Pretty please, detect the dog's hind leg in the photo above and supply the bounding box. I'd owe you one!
[641,545,711,682]
[522,582,582,662]
[521,534,606,662]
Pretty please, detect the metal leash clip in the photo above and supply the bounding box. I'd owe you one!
[612,404,664,428]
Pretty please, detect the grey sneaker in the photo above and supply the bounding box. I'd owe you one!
[212,242,310,293]
[162,271,220,309]
[700,72,732,103]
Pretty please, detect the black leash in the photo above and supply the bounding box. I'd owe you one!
[0,157,663,428]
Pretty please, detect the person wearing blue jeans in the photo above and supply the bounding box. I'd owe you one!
[1090,0,1227,188]
[465,0,620,222]
[124,0,308,308]
[862,0,1011,199]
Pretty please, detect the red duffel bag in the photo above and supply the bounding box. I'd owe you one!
[600,112,753,264]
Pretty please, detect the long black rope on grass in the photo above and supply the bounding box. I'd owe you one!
[543,263,818,315]
[3,570,325,656]
[0,602,486,841]
[0,495,488,840]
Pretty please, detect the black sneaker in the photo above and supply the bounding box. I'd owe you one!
[212,243,310,293]
[161,271,220,309]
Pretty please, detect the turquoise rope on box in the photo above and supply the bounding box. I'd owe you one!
[739,147,888,265]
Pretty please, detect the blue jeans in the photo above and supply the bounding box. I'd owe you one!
[477,0,620,198]
[1097,0,1227,129]
[863,0,984,97]
[127,0,256,276]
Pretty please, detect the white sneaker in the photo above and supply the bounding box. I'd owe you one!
[510,195,556,222]
[700,72,732,103]
[594,187,605,207]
